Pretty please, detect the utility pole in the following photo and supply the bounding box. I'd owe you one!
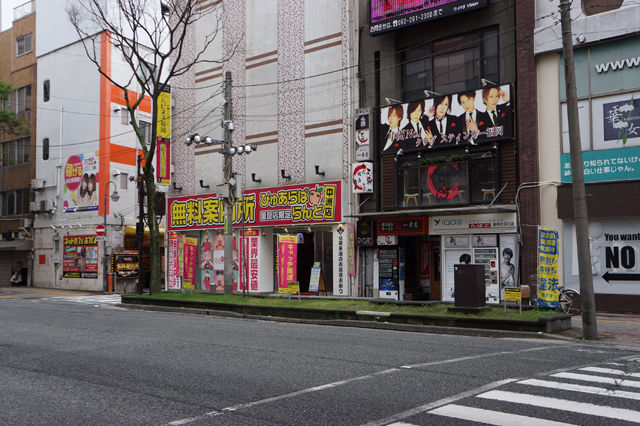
[559,0,597,339]
[223,71,234,294]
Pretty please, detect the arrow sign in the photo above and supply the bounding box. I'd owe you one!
[602,271,640,283]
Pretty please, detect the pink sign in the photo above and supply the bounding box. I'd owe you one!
[277,234,298,291]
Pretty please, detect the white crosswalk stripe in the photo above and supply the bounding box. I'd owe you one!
[425,359,640,425]
[49,294,122,305]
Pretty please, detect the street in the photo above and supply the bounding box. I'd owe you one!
[1,295,639,425]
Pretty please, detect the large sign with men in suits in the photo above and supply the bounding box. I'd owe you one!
[379,84,513,155]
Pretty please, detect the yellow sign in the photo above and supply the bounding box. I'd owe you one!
[504,287,521,302]
[156,90,171,139]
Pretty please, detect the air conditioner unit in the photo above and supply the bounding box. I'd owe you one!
[30,201,39,212]
[31,179,44,190]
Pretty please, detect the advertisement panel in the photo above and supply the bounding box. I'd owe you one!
[63,235,98,278]
[380,85,512,155]
[167,181,342,231]
[63,153,99,213]
[537,227,560,308]
[370,0,488,35]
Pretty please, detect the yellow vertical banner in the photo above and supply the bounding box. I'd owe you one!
[537,227,560,308]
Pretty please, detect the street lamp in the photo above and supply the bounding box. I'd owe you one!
[103,180,120,293]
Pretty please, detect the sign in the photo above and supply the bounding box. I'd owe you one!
[111,253,139,279]
[370,0,488,35]
[63,153,99,213]
[429,213,517,235]
[380,84,513,155]
[352,162,373,193]
[95,224,105,236]
[561,146,640,183]
[377,216,428,236]
[504,287,521,302]
[277,235,297,292]
[167,181,342,231]
[62,235,98,278]
[537,227,560,308]
[309,262,321,293]
[355,108,371,161]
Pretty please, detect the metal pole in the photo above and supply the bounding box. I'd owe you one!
[223,71,234,294]
[559,0,597,339]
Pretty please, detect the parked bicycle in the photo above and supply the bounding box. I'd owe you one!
[559,288,582,316]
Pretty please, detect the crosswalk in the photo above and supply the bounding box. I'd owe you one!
[398,357,640,425]
[48,294,122,305]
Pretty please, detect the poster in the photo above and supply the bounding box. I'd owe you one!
[538,227,560,308]
[183,237,198,290]
[63,153,99,213]
[63,235,98,278]
[277,234,298,292]
[380,85,512,154]
[168,233,181,290]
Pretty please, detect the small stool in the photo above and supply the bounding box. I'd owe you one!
[481,188,496,200]
[404,193,418,207]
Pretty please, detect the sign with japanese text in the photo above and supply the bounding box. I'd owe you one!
[167,181,342,231]
[63,153,99,213]
[63,235,98,278]
[111,253,139,279]
[561,146,640,183]
[277,235,298,292]
[377,216,428,236]
[183,237,198,290]
[537,227,560,308]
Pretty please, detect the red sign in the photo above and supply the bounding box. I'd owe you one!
[95,224,105,236]
[377,216,428,236]
[167,181,342,231]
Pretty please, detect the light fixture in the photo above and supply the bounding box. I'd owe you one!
[384,97,401,105]
[281,169,291,180]
[199,180,210,189]
[424,90,442,97]
[481,78,497,87]
[251,173,261,183]
[315,165,325,176]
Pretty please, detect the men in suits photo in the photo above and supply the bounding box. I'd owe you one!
[478,86,513,139]
[423,95,460,147]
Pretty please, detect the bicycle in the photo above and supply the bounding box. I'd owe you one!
[559,288,582,316]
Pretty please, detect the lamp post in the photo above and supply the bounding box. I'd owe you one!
[103,180,120,293]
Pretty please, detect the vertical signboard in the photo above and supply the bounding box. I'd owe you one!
[538,227,560,308]
[277,234,298,292]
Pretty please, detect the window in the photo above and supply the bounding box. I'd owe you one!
[42,138,49,160]
[402,28,499,101]
[2,138,30,166]
[16,34,32,56]
[396,148,498,208]
[43,80,50,102]
[1,189,29,216]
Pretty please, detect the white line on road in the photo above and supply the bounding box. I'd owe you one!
[519,378,640,400]
[552,372,640,388]
[360,378,518,426]
[580,366,640,378]
[477,390,640,423]
[429,403,577,426]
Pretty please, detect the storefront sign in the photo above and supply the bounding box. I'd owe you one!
[63,235,98,278]
[63,153,99,213]
[111,253,139,279]
[352,162,373,193]
[377,216,428,236]
[334,225,347,296]
[167,181,342,231]
[357,218,374,246]
[277,235,297,292]
[537,227,560,308]
[430,213,517,235]
[561,146,640,183]
[347,223,356,276]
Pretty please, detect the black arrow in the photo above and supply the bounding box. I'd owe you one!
[602,271,640,283]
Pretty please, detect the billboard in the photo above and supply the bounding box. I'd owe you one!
[380,85,512,155]
[370,0,488,35]
[167,181,342,231]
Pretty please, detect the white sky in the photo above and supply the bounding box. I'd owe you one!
[1,0,26,32]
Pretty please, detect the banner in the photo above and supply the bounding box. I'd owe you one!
[63,153,99,213]
[183,237,198,290]
[63,235,98,278]
[277,235,297,291]
[380,84,512,155]
[168,181,342,231]
[537,227,560,308]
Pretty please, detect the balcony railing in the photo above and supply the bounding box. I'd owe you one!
[13,1,34,22]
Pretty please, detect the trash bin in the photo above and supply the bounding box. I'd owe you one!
[454,264,485,308]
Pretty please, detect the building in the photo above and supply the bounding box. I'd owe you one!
[168,0,358,295]
[535,0,640,312]
[32,1,156,291]
[354,0,539,302]
[0,0,36,285]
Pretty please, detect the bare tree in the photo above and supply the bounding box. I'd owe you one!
[67,0,230,294]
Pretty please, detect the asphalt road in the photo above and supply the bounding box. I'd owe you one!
[1,296,639,425]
